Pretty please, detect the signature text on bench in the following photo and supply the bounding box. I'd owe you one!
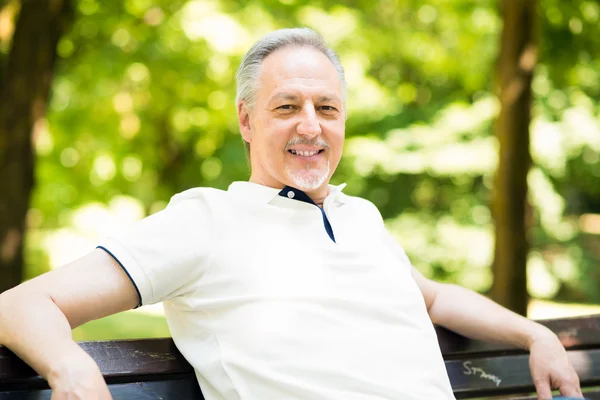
[462,361,503,387]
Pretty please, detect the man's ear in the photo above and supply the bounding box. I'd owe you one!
[237,102,252,144]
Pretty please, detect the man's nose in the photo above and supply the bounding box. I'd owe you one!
[296,106,322,138]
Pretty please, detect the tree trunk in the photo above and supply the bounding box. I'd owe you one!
[0,0,73,293]
[489,0,537,315]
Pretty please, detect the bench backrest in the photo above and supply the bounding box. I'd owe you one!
[2,315,600,399]
[437,315,600,398]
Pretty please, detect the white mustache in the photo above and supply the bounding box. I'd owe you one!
[285,138,329,149]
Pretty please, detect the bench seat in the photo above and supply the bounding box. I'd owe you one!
[2,315,600,399]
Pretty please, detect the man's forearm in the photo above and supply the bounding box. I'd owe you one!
[0,287,98,381]
[427,283,555,349]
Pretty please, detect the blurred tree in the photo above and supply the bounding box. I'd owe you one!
[0,0,73,293]
[489,0,537,315]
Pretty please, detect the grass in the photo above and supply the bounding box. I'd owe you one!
[72,308,170,341]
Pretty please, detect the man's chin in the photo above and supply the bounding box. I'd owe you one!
[286,171,329,191]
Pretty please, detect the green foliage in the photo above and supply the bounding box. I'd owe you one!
[23,0,600,320]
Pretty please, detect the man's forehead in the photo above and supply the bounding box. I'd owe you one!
[259,47,340,82]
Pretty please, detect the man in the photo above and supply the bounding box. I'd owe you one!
[0,28,583,400]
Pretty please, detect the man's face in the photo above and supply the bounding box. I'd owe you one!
[238,46,345,193]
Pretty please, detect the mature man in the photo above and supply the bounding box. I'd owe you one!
[0,28,583,400]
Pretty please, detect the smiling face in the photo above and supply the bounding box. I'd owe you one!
[237,45,345,198]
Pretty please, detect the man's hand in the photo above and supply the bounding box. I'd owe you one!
[409,270,584,399]
[47,352,112,400]
[528,332,583,400]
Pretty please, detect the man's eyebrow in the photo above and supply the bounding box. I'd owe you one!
[268,93,342,103]
[316,94,342,103]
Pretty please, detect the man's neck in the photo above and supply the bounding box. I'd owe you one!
[309,191,327,208]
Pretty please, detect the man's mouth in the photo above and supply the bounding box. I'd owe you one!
[288,149,324,157]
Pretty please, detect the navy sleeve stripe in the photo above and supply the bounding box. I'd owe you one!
[96,245,142,308]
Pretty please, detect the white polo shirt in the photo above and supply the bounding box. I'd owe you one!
[99,181,455,400]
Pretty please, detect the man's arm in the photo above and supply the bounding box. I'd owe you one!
[0,248,139,399]
[411,268,583,400]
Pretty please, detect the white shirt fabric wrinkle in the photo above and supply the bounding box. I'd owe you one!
[98,181,456,400]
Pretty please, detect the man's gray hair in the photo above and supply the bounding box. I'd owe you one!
[235,27,347,112]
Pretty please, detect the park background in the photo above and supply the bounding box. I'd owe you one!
[1,0,600,340]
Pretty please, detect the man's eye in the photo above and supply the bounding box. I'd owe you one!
[320,106,337,112]
[277,105,294,110]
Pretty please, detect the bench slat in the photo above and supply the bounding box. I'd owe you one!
[80,339,193,378]
[0,338,192,384]
[450,349,600,398]
[0,379,203,400]
[508,388,600,399]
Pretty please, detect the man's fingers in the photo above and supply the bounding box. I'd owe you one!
[533,377,553,400]
[559,383,583,398]
[558,374,583,398]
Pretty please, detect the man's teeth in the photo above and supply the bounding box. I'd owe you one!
[290,150,319,156]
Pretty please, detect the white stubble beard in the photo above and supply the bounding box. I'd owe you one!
[285,159,330,190]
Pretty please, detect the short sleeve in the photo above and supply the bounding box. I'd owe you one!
[97,189,213,306]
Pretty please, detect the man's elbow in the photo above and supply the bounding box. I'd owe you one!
[0,286,21,346]
[0,285,22,317]
[0,282,54,343]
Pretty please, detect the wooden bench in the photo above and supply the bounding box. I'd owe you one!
[1,315,600,399]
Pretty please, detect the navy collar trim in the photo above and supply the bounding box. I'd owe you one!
[278,186,336,243]
[278,186,317,205]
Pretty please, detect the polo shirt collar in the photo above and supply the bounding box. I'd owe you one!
[228,181,347,205]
